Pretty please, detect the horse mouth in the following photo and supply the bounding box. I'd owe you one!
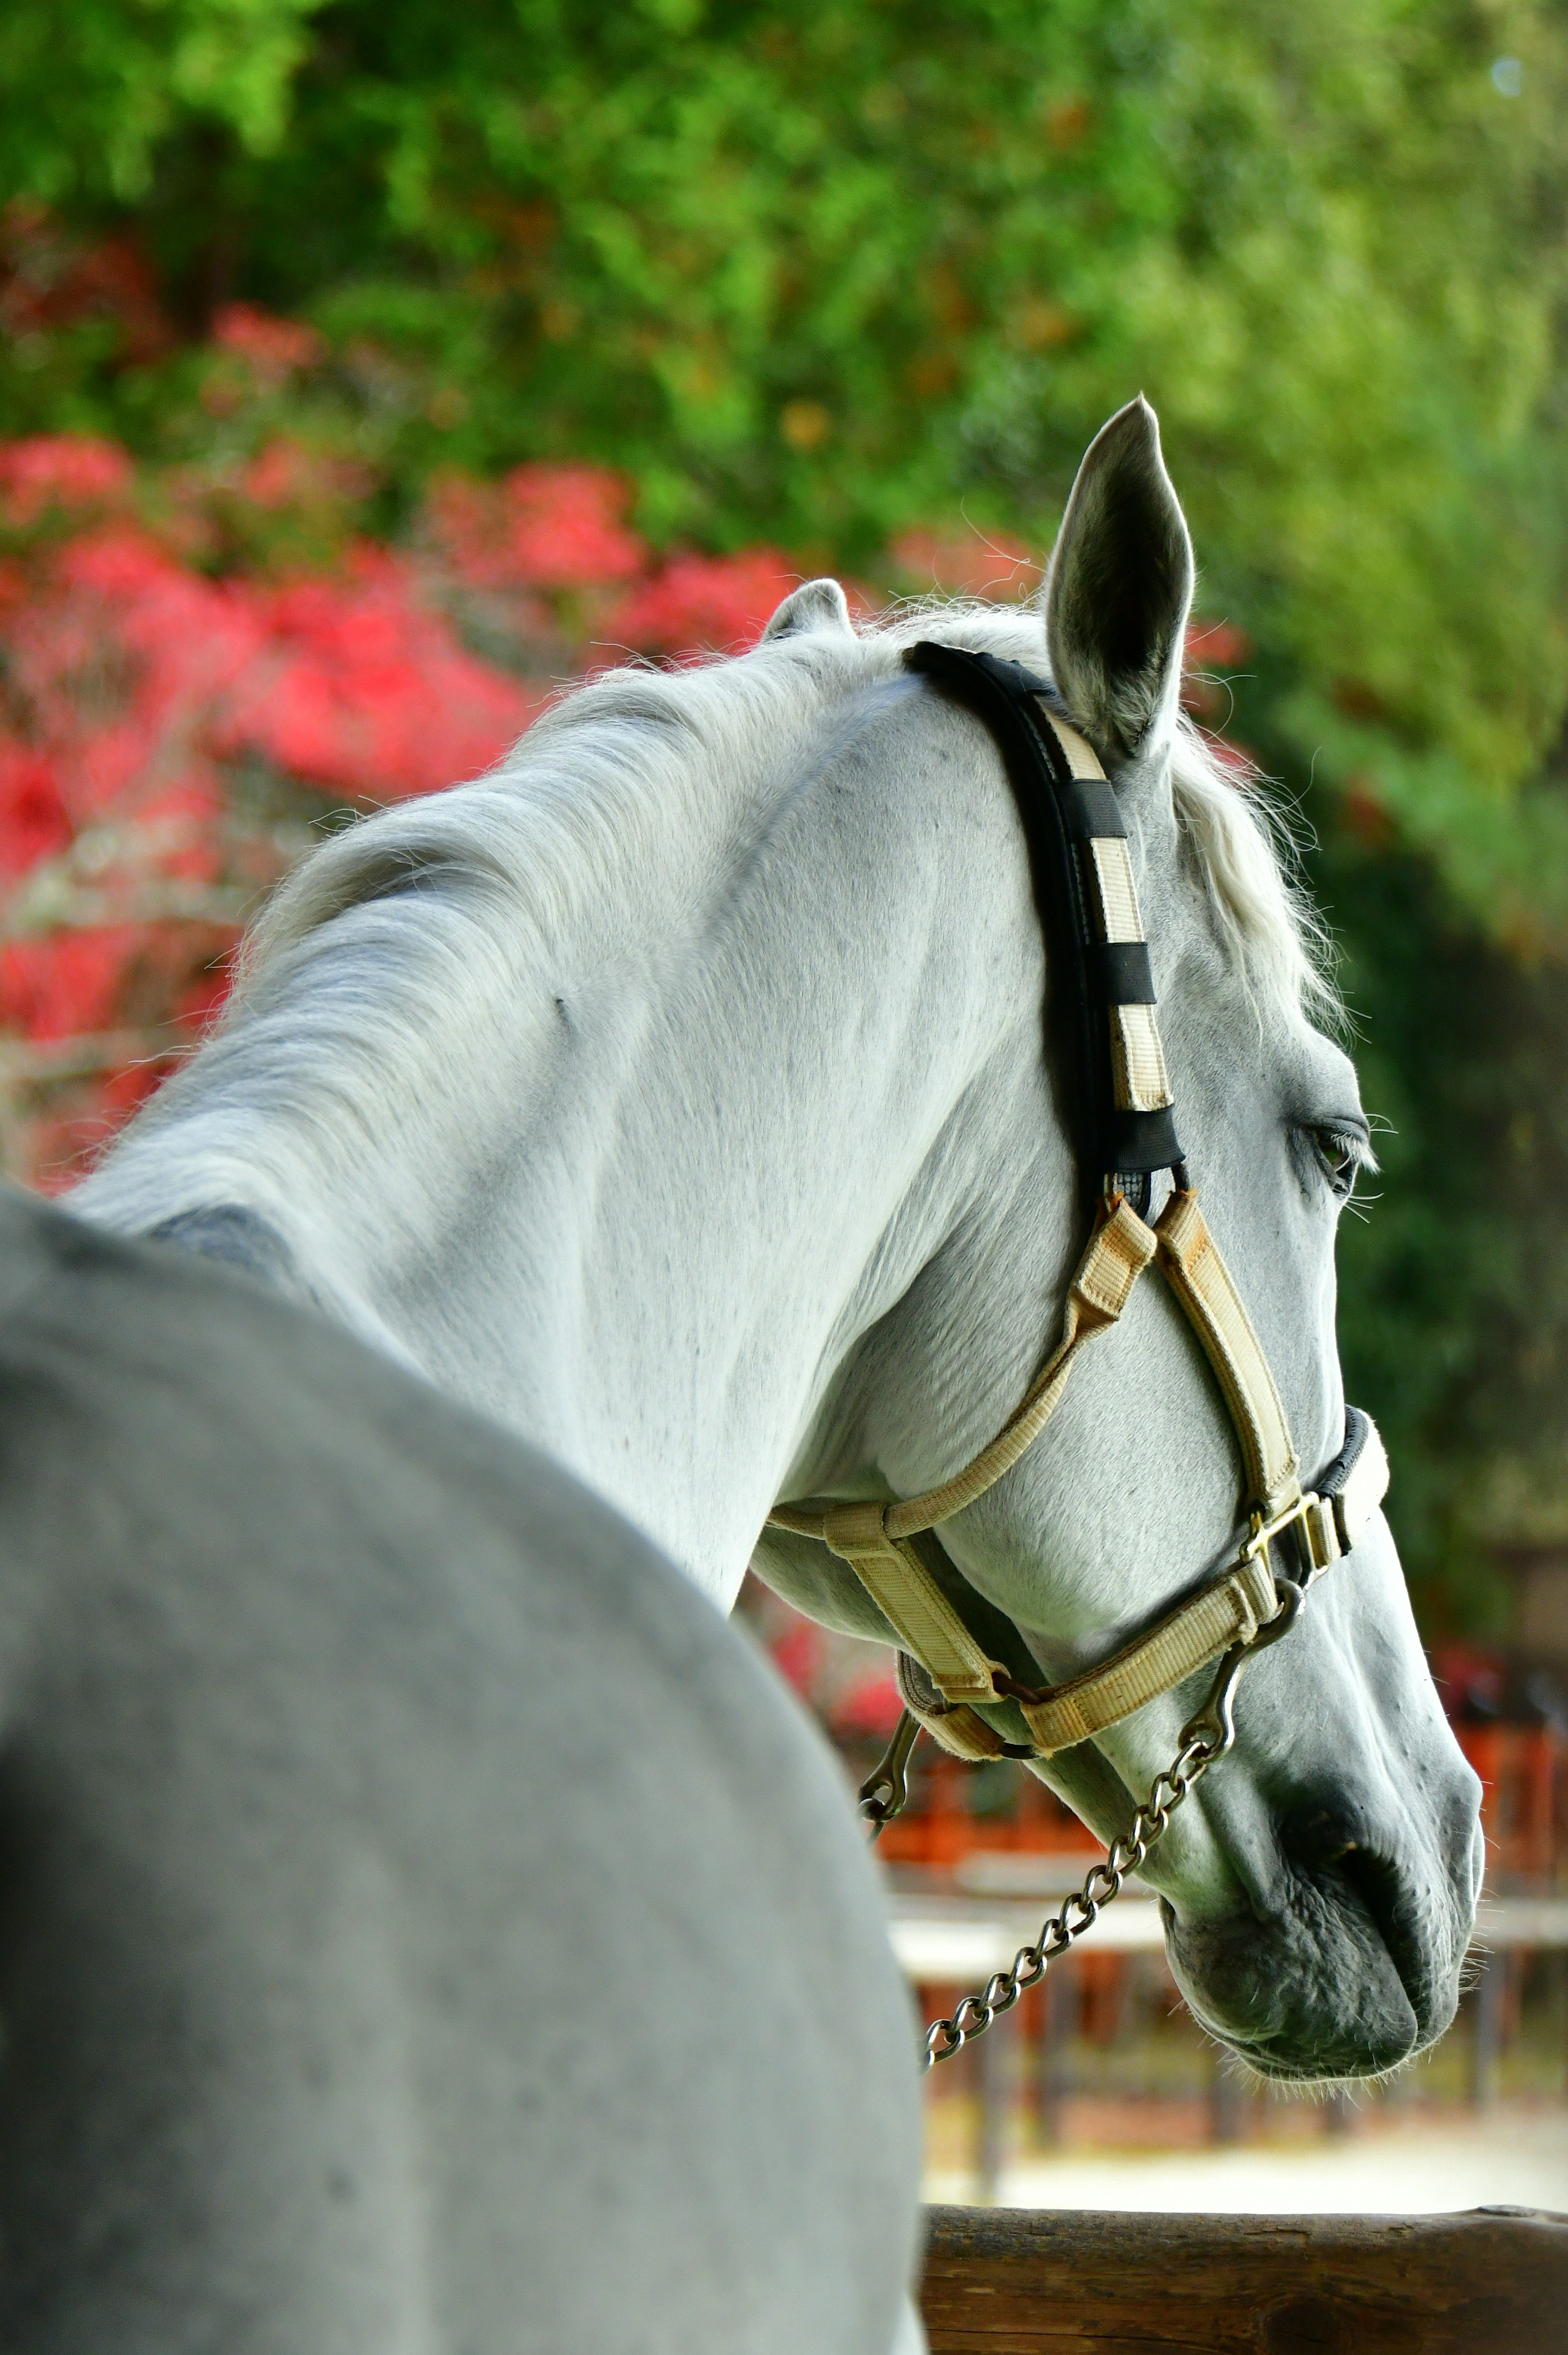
[1159,1837,1472,2083]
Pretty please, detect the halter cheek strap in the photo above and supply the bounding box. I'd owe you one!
[764,648,1389,1762]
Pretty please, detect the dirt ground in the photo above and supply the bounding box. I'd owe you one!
[924,2097,1568,2212]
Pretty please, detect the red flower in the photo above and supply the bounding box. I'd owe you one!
[0,742,71,877]
[607,548,797,655]
[217,549,539,800]
[212,304,324,380]
[0,436,132,528]
[0,401,1081,1195]
[0,929,138,1041]
[427,463,646,594]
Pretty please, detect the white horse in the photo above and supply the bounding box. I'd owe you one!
[76,396,1482,2083]
[0,1183,921,2353]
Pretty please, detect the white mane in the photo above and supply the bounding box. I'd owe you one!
[235,599,1331,1033]
[77,593,1334,1244]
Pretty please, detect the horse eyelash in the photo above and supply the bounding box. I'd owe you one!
[1341,1190,1381,1225]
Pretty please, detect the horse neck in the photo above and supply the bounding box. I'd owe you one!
[76,666,1043,1605]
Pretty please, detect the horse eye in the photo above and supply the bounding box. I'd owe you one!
[1311,1128,1361,1199]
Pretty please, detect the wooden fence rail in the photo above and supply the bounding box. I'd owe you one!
[920,2204,1568,2353]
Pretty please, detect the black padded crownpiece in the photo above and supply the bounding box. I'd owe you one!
[905,639,1185,1199]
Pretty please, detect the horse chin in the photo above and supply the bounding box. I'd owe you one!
[1157,1865,1467,2083]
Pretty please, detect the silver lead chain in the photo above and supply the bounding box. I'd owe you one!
[921,1577,1305,2070]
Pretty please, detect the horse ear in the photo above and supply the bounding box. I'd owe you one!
[1042,397,1194,765]
[761,578,855,642]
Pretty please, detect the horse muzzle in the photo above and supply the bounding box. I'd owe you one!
[1160,1779,1485,2081]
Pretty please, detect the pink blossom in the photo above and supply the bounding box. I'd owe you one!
[3,400,1254,1198]
[502,465,645,589]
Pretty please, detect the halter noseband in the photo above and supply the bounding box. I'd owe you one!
[766,643,1387,1774]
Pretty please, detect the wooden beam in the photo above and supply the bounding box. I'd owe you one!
[920,2204,1568,2354]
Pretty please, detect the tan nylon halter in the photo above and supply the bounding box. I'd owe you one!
[765,698,1379,1761]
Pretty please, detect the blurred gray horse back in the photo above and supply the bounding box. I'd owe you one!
[0,1185,919,2353]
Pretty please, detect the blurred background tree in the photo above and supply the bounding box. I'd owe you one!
[3,0,1568,1631]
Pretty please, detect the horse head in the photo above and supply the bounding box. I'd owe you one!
[765,399,1481,2081]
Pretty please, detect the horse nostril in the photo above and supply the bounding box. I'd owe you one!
[1335,1847,1405,1934]
[1283,1807,1434,2029]
[1291,1808,1366,1870]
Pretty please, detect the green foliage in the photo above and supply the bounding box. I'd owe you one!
[7,0,1568,1619]
[0,0,328,200]
[10,2,1568,898]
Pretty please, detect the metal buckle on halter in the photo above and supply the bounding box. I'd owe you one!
[1242,1487,1347,1593]
[1241,1489,1317,1560]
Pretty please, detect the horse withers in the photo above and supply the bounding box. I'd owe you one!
[74,397,1482,2084]
[0,1186,920,2352]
